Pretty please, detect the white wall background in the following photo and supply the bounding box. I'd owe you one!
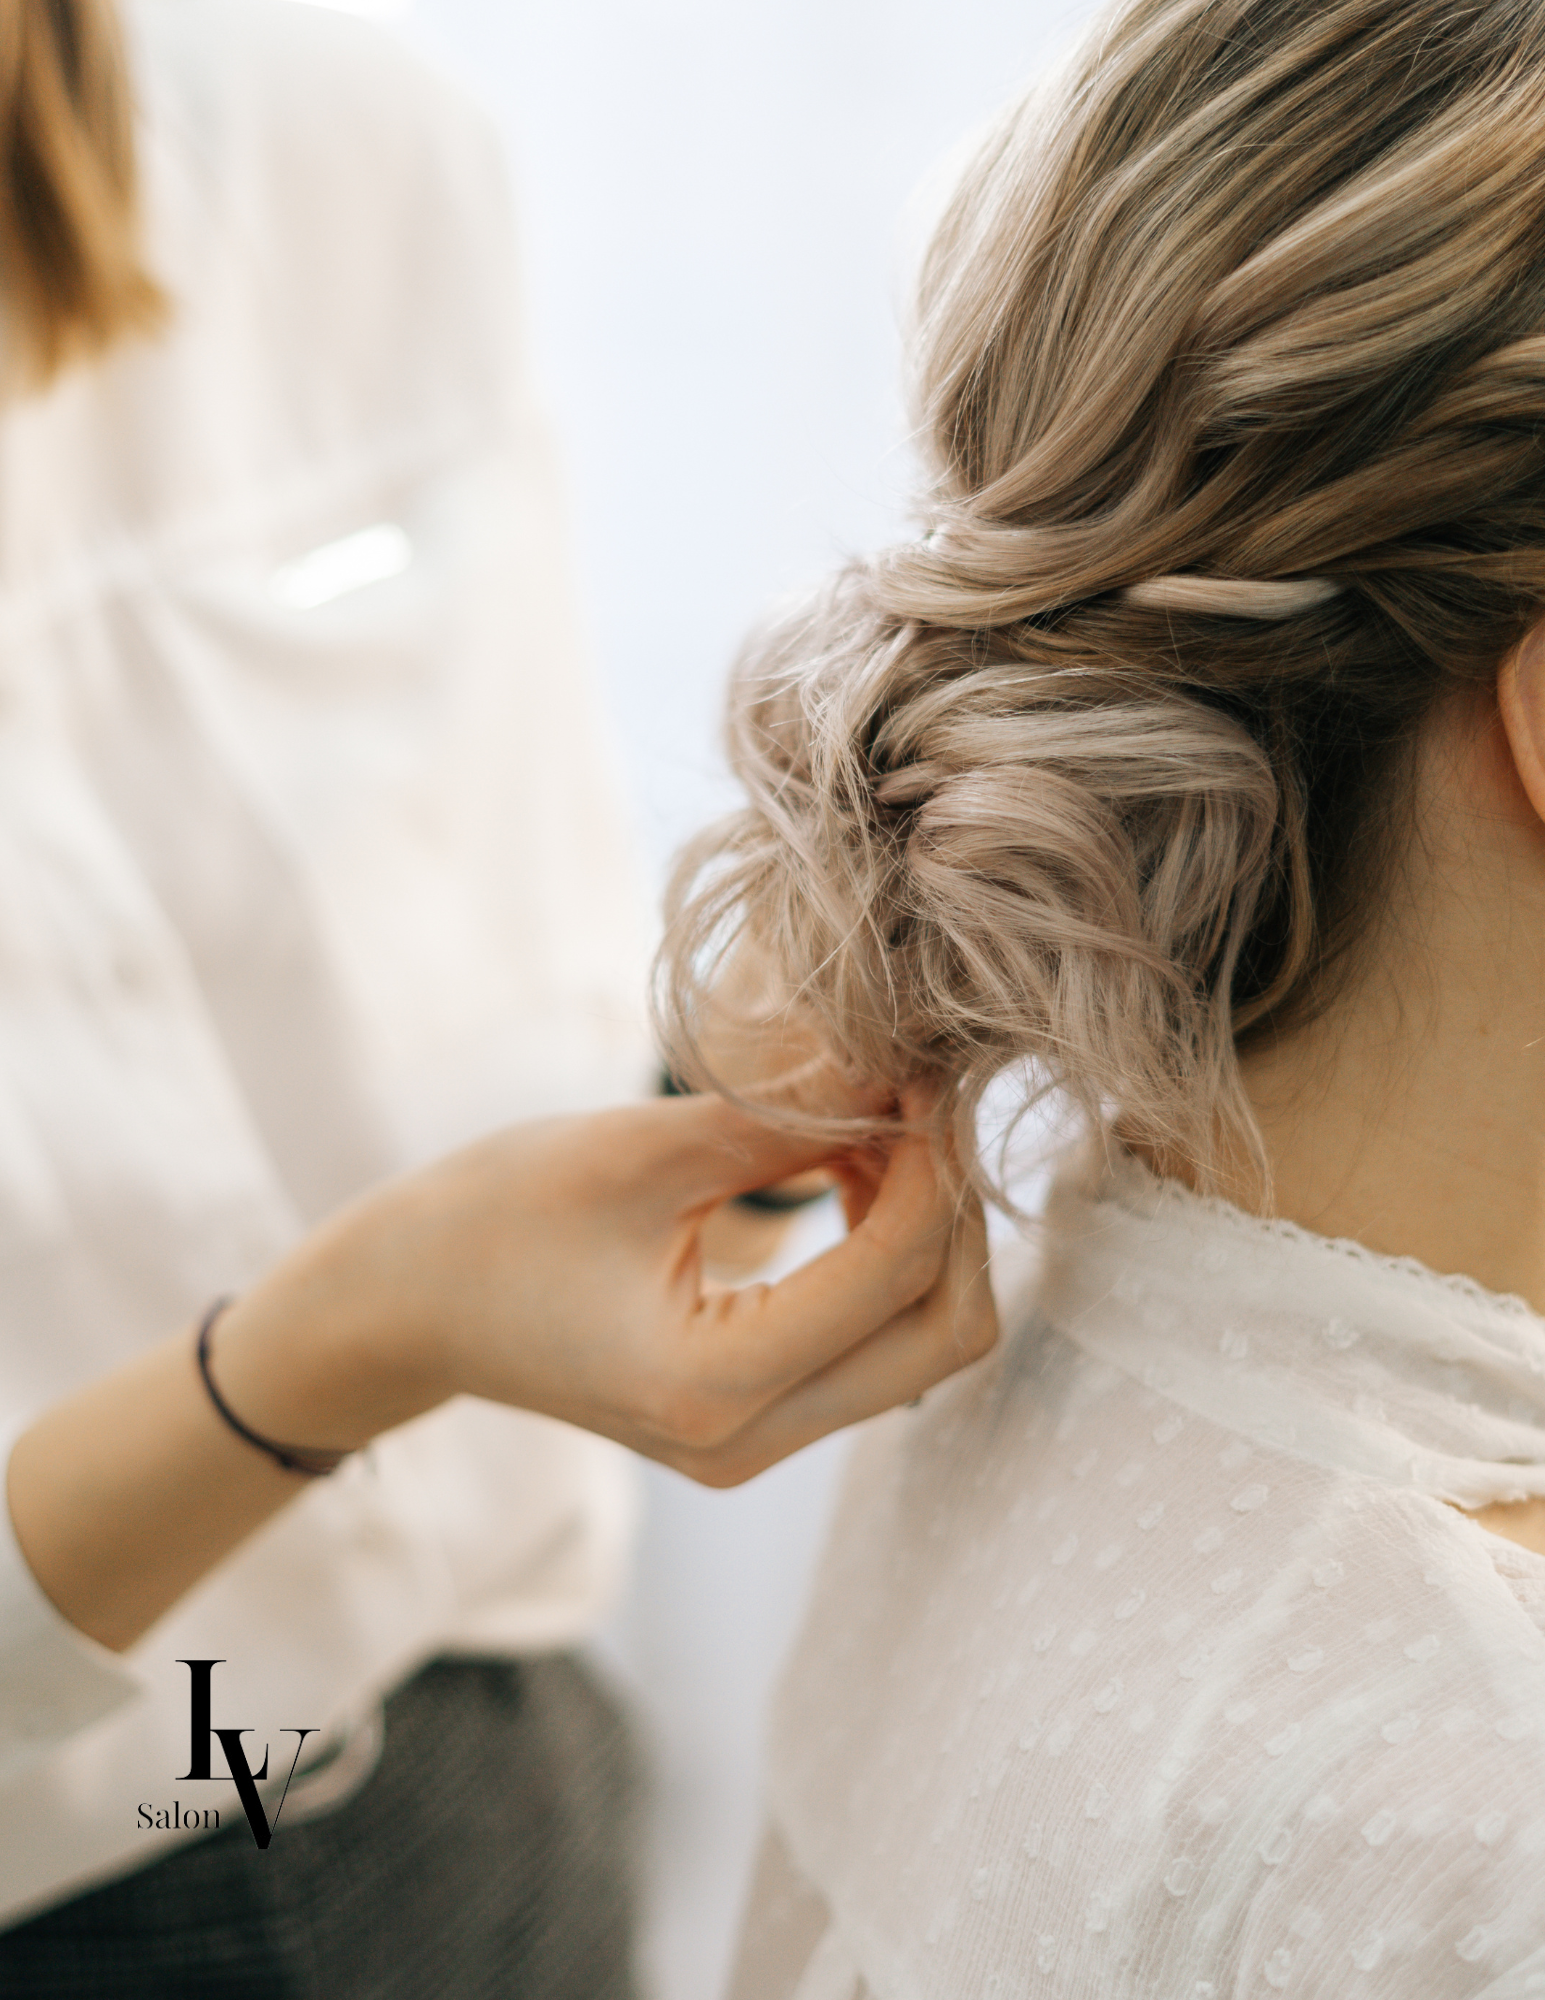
[311,3,1094,1995]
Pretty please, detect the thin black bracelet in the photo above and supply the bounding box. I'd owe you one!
[195,1297,350,1479]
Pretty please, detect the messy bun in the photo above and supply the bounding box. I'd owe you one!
[661,0,1545,1185]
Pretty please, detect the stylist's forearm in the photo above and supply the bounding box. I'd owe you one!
[4,1280,421,1654]
[9,1333,333,1654]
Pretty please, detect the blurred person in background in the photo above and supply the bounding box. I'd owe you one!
[0,2,993,1994]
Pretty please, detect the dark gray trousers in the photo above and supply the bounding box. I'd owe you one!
[0,1653,640,1999]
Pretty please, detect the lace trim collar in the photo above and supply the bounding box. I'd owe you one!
[1030,1148,1545,1509]
[1099,1148,1545,1331]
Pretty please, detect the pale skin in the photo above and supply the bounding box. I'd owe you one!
[1218,618,1545,1556]
[7,1090,995,1654]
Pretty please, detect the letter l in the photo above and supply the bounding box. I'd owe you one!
[177,1659,225,1781]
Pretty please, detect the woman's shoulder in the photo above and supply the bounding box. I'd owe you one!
[771,1346,1545,1995]
[127,0,507,226]
[129,0,464,112]
[111,0,523,457]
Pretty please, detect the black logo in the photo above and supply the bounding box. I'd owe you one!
[176,1659,319,1849]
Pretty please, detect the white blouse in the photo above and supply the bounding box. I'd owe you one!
[738,1152,1545,1999]
[0,0,648,1927]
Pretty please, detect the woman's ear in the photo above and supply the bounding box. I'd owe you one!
[1498,621,1545,824]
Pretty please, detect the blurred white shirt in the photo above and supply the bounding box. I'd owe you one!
[0,0,649,1926]
[742,1154,1545,1999]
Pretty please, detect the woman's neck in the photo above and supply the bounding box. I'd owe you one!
[1232,696,1545,1316]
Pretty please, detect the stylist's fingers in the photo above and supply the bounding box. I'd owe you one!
[639,1090,888,1215]
[831,1080,943,1231]
[680,1132,957,1405]
[830,1146,887,1232]
[670,1192,997,1485]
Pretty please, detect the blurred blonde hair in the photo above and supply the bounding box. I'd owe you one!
[661,0,1545,1190]
[0,0,164,386]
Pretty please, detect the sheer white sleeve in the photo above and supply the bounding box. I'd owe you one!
[0,1423,144,1784]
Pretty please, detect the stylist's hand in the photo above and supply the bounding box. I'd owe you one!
[217,1090,997,1488]
[11,1090,996,1650]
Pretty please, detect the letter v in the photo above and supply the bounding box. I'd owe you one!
[213,1728,271,1849]
[268,1729,321,1838]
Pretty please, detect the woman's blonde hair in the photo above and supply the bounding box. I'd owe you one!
[0,0,163,386]
[661,0,1545,1189]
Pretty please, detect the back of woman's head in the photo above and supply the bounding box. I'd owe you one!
[661,0,1545,1187]
[0,0,163,386]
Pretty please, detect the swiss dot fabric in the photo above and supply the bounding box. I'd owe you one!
[740,1154,1545,2000]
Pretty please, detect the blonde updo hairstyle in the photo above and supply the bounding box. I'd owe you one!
[660,0,1545,1190]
